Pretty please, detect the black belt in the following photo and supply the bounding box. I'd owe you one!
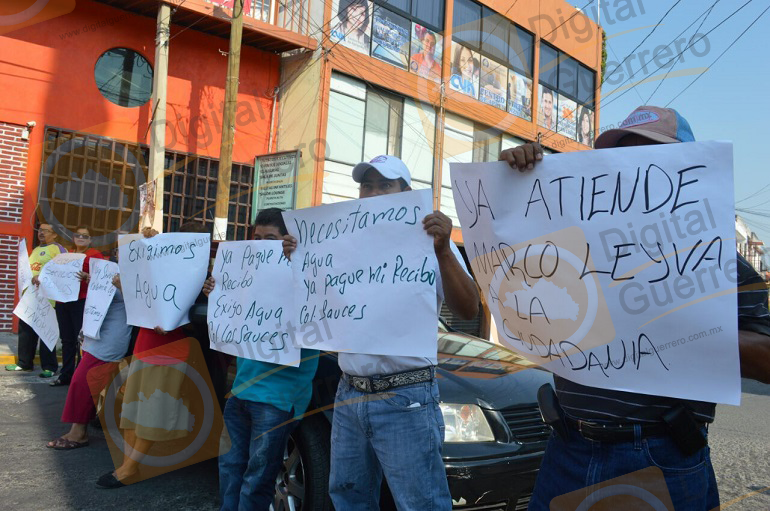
[566,416,673,442]
[344,366,434,393]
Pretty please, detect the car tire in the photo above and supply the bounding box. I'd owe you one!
[273,414,333,511]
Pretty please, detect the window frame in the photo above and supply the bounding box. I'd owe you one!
[373,0,444,33]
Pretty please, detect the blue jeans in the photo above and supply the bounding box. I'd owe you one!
[329,378,451,511]
[219,397,295,511]
[529,424,719,510]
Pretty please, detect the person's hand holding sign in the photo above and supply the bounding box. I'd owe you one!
[422,210,453,255]
[499,141,544,171]
[282,235,297,261]
[202,277,215,297]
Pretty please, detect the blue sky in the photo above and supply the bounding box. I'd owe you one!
[568,0,770,242]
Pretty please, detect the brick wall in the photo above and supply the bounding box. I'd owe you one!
[0,122,29,331]
[0,235,20,330]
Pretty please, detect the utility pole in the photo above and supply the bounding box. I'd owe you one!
[214,0,245,240]
[146,3,171,232]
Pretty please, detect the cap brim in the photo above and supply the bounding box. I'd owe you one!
[594,127,679,149]
[351,162,402,182]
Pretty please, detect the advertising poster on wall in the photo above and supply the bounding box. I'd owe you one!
[371,6,410,68]
[507,69,533,121]
[558,94,577,140]
[478,57,507,110]
[409,23,442,82]
[330,0,372,55]
[538,85,557,131]
[449,41,479,99]
[577,105,595,147]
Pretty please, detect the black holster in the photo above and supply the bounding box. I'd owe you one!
[537,383,568,441]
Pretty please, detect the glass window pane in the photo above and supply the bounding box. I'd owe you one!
[401,99,435,185]
[327,91,366,165]
[452,0,481,50]
[559,56,578,97]
[330,71,367,99]
[364,93,389,160]
[539,42,558,88]
[94,48,153,108]
[578,64,595,107]
[509,26,533,76]
[380,0,409,14]
[481,7,508,62]
[411,0,444,30]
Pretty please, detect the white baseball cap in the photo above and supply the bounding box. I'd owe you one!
[352,155,412,186]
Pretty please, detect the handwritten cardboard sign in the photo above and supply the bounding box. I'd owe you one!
[17,239,33,296]
[208,240,301,366]
[119,233,210,331]
[38,253,86,302]
[82,259,120,339]
[282,189,438,358]
[451,141,740,404]
[14,285,59,351]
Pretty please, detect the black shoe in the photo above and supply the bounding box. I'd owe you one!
[96,471,139,489]
[49,378,70,387]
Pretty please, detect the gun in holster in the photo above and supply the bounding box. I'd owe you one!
[662,405,708,457]
[537,383,568,441]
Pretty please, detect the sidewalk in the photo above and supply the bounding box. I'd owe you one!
[0,332,62,365]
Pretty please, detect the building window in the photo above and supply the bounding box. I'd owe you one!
[94,48,153,108]
[324,72,436,203]
[538,42,596,146]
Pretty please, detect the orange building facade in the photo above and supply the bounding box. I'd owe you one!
[0,0,601,332]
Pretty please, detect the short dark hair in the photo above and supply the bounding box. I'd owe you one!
[542,88,554,100]
[179,220,209,233]
[254,208,287,236]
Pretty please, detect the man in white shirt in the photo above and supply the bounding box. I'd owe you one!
[284,155,479,510]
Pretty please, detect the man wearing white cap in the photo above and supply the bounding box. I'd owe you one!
[500,106,770,510]
[284,155,479,510]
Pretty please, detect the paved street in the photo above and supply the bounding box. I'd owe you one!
[0,367,767,510]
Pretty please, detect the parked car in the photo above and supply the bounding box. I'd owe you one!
[269,320,554,511]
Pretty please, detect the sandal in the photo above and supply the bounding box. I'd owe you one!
[47,437,89,450]
[49,378,69,387]
[96,471,140,489]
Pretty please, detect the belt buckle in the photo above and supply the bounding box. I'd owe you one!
[352,377,371,393]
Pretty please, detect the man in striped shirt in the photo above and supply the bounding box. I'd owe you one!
[500,106,770,511]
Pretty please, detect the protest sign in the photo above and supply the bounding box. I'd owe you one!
[82,259,120,339]
[119,232,210,331]
[283,189,437,357]
[208,240,301,366]
[14,285,59,351]
[450,141,740,404]
[38,253,86,302]
[17,239,33,296]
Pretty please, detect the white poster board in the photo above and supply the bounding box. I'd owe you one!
[38,253,86,303]
[17,239,33,296]
[14,285,59,351]
[119,233,210,331]
[282,189,438,357]
[451,141,740,404]
[208,240,301,366]
[82,259,120,339]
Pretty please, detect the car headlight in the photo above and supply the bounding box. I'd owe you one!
[440,403,495,443]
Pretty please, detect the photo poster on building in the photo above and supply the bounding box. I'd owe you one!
[37,253,86,303]
[330,0,372,55]
[82,259,119,339]
[577,105,595,148]
[17,239,33,296]
[371,6,410,69]
[558,94,577,140]
[449,42,480,99]
[409,23,442,82]
[282,188,438,358]
[207,240,301,366]
[507,70,533,121]
[14,285,59,351]
[538,85,557,131]
[449,141,741,404]
[252,150,299,218]
[119,232,211,331]
[479,57,508,110]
